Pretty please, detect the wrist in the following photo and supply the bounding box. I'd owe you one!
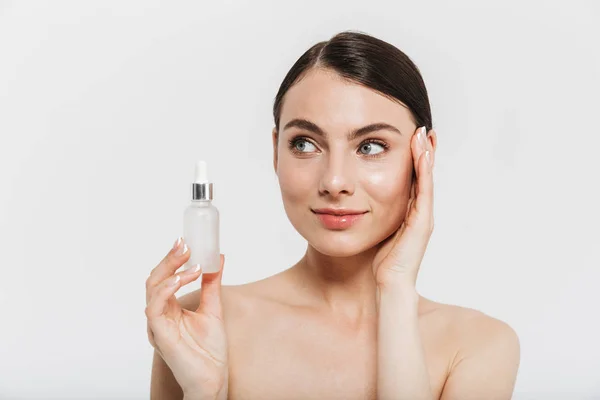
[183,389,226,400]
[182,376,227,400]
[375,268,418,291]
[377,278,417,297]
[377,281,419,309]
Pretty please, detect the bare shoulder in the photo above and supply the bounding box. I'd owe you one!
[176,283,249,313]
[422,297,520,352]
[177,266,300,311]
[176,280,272,330]
[420,297,521,398]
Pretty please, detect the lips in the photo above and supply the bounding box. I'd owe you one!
[311,208,368,230]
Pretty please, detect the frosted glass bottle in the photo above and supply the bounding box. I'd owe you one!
[182,161,220,273]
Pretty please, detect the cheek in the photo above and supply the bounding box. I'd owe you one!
[277,157,317,205]
[362,162,412,221]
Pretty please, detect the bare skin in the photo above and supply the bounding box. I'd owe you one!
[148,67,520,399]
[151,269,506,400]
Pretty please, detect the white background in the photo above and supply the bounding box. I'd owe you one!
[1,1,599,399]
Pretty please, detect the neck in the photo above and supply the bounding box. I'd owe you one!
[289,244,380,325]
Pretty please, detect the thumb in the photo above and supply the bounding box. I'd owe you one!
[196,254,226,318]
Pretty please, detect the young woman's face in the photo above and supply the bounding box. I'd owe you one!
[273,68,419,257]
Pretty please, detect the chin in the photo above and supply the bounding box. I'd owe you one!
[306,230,378,257]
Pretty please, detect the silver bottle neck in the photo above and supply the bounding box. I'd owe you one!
[191,182,213,201]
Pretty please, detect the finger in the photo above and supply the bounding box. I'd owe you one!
[412,126,435,164]
[406,126,423,216]
[411,126,427,172]
[415,150,433,210]
[145,274,183,321]
[408,127,434,231]
[405,194,415,221]
[145,263,204,348]
[146,237,191,304]
[197,254,226,319]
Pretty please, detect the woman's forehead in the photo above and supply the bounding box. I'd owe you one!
[279,69,414,134]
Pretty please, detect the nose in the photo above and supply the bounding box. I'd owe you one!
[318,150,355,198]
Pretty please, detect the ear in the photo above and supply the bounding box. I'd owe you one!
[272,127,279,175]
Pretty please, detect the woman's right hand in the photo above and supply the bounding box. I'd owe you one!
[145,237,228,400]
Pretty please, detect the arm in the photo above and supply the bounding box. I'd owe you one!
[439,315,521,400]
[376,283,434,400]
[373,126,437,399]
[373,127,520,398]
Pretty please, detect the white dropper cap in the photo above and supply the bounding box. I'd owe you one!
[191,160,213,200]
[194,160,208,183]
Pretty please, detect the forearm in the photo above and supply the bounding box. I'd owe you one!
[376,283,434,400]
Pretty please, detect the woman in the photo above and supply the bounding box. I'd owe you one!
[145,31,520,400]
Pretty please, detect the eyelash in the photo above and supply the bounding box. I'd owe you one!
[287,136,390,157]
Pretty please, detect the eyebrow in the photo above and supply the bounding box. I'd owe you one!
[281,118,403,140]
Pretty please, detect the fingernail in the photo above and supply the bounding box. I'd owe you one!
[176,243,188,256]
[168,275,181,286]
[172,237,182,250]
[185,264,201,274]
[418,126,427,148]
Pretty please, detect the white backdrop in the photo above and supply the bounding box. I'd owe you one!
[1,1,599,399]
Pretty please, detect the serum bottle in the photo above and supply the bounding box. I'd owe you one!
[182,160,220,273]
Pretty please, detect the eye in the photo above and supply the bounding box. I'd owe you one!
[289,138,318,153]
[358,141,386,155]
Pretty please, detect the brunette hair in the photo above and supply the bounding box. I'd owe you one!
[272,30,432,134]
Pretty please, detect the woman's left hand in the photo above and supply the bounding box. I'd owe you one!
[372,126,435,289]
